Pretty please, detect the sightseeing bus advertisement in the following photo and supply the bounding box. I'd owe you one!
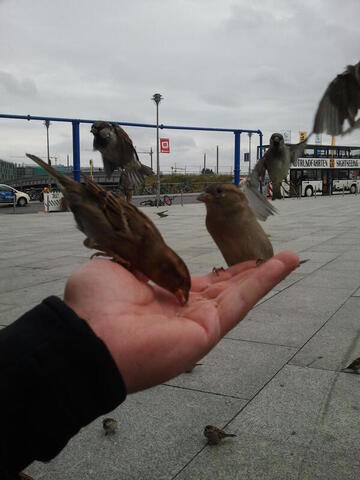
[292,158,360,169]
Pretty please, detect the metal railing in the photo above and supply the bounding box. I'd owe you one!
[0,113,263,186]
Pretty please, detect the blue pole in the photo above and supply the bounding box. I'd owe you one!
[72,121,80,182]
[259,130,263,158]
[234,131,241,185]
[258,130,263,193]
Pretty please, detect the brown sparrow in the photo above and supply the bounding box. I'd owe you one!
[203,425,236,445]
[198,184,273,265]
[103,417,117,435]
[26,154,190,305]
[91,121,153,185]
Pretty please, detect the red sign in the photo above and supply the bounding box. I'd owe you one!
[160,138,170,153]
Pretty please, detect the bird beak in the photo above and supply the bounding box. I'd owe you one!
[197,192,212,203]
[175,288,189,305]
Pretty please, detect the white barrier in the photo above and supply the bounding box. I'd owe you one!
[44,191,65,212]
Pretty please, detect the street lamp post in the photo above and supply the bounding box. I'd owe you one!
[44,120,51,165]
[152,93,163,207]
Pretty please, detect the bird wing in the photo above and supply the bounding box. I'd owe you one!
[289,138,309,165]
[82,175,162,244]
[113,124,153,187]
[313,63,360,136]
[241,153,277,221]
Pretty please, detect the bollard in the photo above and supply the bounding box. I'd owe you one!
[342,185,345,196]
[180,189,183,207]
[13,193,16,214]
[46,194,50,213]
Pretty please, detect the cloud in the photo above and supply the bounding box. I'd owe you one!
[0,71,37,97]
[0,0,359,169]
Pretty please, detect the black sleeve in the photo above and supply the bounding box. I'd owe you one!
[0,296,127,477]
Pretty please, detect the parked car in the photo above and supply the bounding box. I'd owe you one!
[0,184,30,207]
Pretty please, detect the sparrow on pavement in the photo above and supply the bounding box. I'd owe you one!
[103,417,117,435]
[203,425,236,445]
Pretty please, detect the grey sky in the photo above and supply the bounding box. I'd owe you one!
[0,0,359,173]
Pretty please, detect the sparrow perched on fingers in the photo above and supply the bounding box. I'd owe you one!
[26,154,191,305]
[91,121,154,185]
[342,357,360,374]
[103,417,117,435]
[198,184,273,266]
[244,133,306,201]
[313,60,360,136]
[203,425,236,445]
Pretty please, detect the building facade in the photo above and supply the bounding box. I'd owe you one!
[0,159,17,183]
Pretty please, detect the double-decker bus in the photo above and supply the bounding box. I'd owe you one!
[257,144,360,197]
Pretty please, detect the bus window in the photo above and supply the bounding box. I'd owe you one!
[339,170,349,179]
[303,169,319,180]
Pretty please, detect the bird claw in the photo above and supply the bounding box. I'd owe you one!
[90,251,110,260]
[90,251,132,269]
[256,259,265,266]
[212,267,225,276]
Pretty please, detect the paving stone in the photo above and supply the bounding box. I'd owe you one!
[166,338,296,399]
[227,285,352,347]
[27,385,246,480]
[290,297,360,370]
[2,196,360,479]
[228,365,360,452]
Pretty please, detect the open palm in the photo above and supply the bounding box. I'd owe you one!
[64,251,298,393]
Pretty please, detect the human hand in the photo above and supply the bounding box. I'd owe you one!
[64,251,299,394]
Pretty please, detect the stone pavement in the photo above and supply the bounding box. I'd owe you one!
[1,195,360,479]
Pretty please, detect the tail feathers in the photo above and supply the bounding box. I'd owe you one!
[26,153,75,188]
[140,164,154,177]
[126,168,145,188]
[223,433,237,438]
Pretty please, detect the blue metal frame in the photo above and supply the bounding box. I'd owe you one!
[72,121,80,183]
[234,131,241,186]
[0,113,262,183]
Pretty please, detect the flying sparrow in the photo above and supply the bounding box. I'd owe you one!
[91,121,153,186]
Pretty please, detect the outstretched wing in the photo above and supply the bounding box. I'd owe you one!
[313,62,360,136]
[113,124,154,186]
[241,153,277,222]
[289,138,309,165]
